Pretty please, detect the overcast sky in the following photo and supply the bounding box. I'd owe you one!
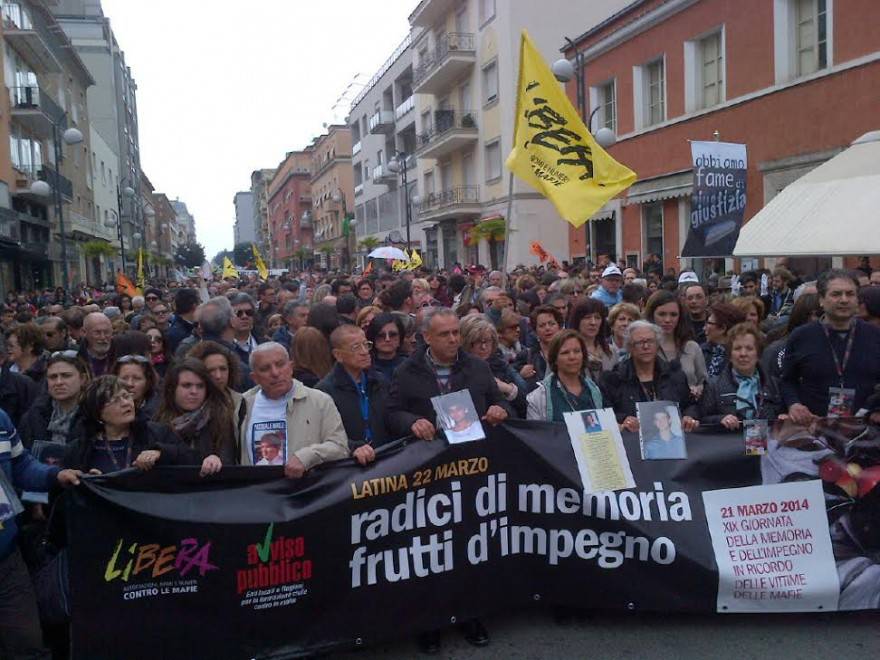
[100,0,415,259]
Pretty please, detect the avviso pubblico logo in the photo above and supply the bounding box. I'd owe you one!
[237,523,313,610]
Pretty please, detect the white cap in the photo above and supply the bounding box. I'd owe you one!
[678,271,699,285]
[601,265,622,278]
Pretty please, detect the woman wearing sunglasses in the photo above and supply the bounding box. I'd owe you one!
[145,327,172,380]
[366,313,406,382]
[18,351,91,448]
[112,354,162,419]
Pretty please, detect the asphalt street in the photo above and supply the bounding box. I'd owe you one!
[336,608,880,659]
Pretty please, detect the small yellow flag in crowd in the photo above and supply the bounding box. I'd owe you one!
[506,30,636,228]
[222,256,238,280]
[136,248,145,292]
[252,244,269,281]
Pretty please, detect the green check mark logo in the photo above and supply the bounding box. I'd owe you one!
[256,523,274,563]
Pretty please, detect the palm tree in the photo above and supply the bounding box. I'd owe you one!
[469,218,507,269]
[359,236,381,253]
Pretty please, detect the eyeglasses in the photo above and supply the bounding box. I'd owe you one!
[472,338,494,347]
[108,391,134,405]
[631,339,657,349]
[235,308,255,318]
[117,354,150,364]
[145,295,159,302]
[153,309,169,315]
[50,350,79,359]
[377,330,400,340]
[347,340,373,353]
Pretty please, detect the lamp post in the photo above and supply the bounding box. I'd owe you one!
[29,122,84,302]
[387,152,413,250]
[109,183,137,274]
[331,189,350,270]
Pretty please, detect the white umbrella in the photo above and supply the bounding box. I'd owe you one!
[368,246,409,260]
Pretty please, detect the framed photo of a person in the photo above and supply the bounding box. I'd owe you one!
[637,401,687,460]
[431,390,486,444]
[251,423,287,466]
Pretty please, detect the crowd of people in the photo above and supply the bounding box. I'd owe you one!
[2,255,880,657]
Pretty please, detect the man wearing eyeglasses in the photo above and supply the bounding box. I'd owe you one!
[229,293,265,366]
[78,312,113,376]
[316,325,392,466]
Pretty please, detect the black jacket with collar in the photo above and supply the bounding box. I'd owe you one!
[600,357,698,423]
[316,364,393,450]
[699,365,784,427]
[0,363,37,427]
[387,346,510,437]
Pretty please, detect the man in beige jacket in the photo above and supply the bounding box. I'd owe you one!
[239,342,348,478]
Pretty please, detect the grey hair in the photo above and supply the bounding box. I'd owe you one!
[282,300,306,317]
[479,286,503,306]
[103,306,121,319]
[131,296,145,307]
[228,292,255,308]
[421,306,457,333]
[623,320,662,349]
[197,296,233,336]
[460,316,498,352]
[249,341,289,369]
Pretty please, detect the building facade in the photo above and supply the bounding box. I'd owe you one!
[563,0,879,274]
[169,198,195,245]
[407,0,631,269]
[267,150,312,270]
[310,126,353,270]
[349,35,419,268]
[54,0,143,276]
[250,168,275,256]
[233,191,255,245]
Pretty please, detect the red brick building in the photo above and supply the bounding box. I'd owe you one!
[564,0,879,275]
[267,149,313,269]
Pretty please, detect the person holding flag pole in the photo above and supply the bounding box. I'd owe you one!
[502,30,637,282]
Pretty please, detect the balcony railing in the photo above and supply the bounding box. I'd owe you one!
[418,109,477,147]
[0,207,22,243]
[40,165,73,199]
[354,183,364,196]
[395,96,414,120]
[352,140,362,156]
[9,85,63,135]
[413,33,475,88]
[418,186,480,214]
[373,164,396,184]
[2,3,62,73]
[369,109,395,134]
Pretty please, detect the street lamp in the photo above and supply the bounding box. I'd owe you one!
[111,183,137,274]
[29,125,84,302]
[553,41,616,149]
[387,153,413,250]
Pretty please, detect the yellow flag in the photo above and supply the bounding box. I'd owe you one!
[223,256,238,279]
[136,248,145,292]
[252,244,269,281]
[410,249,423,269]
[506,30,636,228]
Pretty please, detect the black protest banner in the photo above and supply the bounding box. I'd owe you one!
[67,419,877,659]
[682,140,748,257]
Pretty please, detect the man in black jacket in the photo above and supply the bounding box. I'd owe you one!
[316,325,393,465]
[782,269,880,424]
[165,287,200,354]
[0,352,37,427]
[386,306,507,651]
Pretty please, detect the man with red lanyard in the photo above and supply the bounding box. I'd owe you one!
[781,269,880,424]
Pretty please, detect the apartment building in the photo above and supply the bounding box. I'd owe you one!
[563,0,879,274]
[349,35,420,268]
[54,0,143,275]
[233,191,256,245]
[407,0,631,269]
[250,168,276,256]
[147,191,177,279]
[310,126,354,270]
[267,150,312,270]
[169,199,195,245]
[0,0,108,294]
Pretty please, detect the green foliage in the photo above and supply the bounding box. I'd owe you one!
[81,240,117,258]
[358,236,381,252]
[175,241,206,268]
[233,242,253,266]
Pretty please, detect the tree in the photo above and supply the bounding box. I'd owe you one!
[469,217,508,269]
[233,242,253,266]
[175,241,206,268]
[212,249,233,266]
[81,240,118,259]
[359,236,380,253]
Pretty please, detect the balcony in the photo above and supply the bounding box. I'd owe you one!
[417,109,478,160]
[0,208,22,244]
[9,86,62,137]
[300,211,313,229]
[40,165,73,200]
[417,185,481,221]
[299,195,312,204]
[409,0,458,28]
[369,110,395,135]
[373,164,397,185]
[395,96,414,120]
[352,140,362,156]
[1,4,62,73]
[354,183,364,197]
[413,33,475,95]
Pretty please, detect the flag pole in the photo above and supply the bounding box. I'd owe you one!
[500,172,514,288]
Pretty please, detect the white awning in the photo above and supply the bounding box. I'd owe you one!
[624,170,693,206]
[734,131,880,257]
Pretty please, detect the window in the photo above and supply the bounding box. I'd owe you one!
[646,59,665,126]
[643,203,664,260]
[482,60,498,105]
[796,0,827,75]
[423,170,435,196]
[485,139,502,181]
[479,0,496,25]
[700,32,724,108]
[599,80,616,132]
